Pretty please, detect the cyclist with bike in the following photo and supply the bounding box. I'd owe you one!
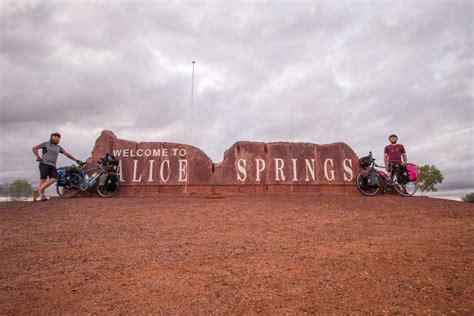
[356,135,416,197]
[384,134,407,175]
[32,132,82,201]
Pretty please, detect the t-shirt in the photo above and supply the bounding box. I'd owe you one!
[38,141,65,167]
[384,144,406,164]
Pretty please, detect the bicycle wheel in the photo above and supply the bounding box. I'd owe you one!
[56,176,81,199]
[394,180,417,197]
[356,170,380,196]
[97,173,120,198]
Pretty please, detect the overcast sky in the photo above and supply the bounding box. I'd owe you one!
[0,0,473,196]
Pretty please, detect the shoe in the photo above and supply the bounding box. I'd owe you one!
[40,194,49,201]
[33,190,39,202]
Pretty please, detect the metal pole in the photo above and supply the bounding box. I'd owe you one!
[185,61,195,195]
[190,61,195,145]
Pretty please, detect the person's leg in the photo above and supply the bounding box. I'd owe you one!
[33,179,44,202]
[39,178,56,193]
[38,165,57,200]
[35,165,48,202]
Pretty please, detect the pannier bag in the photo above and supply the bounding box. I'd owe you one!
[359,156,373,168]
[367,170,379,188]
[98,174,109,187]
[406,163,418,181]
[57,165,79,187]
[103,154,119,172]
[57,167,67,186]
[397,165,410,185]
[98,174,118,191]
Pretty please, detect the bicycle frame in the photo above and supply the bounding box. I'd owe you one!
[69,164,106,190]
[368,161,404,188]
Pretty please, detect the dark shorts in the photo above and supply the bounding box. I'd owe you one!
[39,163,57,180]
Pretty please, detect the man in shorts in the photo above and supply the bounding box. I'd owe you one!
[32,132,82,201]
[384,134,407,174]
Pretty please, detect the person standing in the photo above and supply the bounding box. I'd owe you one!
[32,132,82,201]
[384,134,407,173]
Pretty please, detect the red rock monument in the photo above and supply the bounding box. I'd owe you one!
[89,130,360,195]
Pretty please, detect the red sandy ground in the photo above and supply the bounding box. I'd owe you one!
[0,195,473,314]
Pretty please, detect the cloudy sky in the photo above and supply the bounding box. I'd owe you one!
[0,0,472,196]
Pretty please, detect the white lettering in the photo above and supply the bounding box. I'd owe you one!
[144,148,152,157]
[152,148,160,157]
[275,158,286,181]
[343,159,353,181]
[123,149,129,157]
[305,159,316,181]
[292,159,298,181]
[132,159,142,182]
[237,159,247,182]
[162,148,168,157]
[160,160,171,182]
[255,159,266,182]
[172,148,178,156]
[324,158,335,181]
[113,149,122,157]
[137,149,144,157]
[147,160,154,182]
[117,160,125,182]
[179,149,187,157]
[178,159,188,182]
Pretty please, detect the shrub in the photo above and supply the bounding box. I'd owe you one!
[462,192,474,203]
[7,179,33,202]
[417,165,444,195]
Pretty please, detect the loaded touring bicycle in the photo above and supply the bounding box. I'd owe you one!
[56,154,120,198]
[356,152,418,197]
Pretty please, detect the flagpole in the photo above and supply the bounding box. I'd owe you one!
[190,61,195,145]
[186,61,195,195]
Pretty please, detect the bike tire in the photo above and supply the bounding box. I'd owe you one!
[394,180,417,197]
[56,181,81,199]
[97,173,120,198]
[356,170,380,196]
[56,174,83,199]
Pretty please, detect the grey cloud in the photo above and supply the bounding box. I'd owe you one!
[0,1,473,196]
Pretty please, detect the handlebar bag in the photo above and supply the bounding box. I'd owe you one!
[359,156,373,168]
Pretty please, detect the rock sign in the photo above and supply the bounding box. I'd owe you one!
[88,130,360,195]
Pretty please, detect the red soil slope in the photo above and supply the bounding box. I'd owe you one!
[1,195,473,314]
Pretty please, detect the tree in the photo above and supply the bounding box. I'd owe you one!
[417,165,444,195]
[8,179,33,202]
[462,192,474,203]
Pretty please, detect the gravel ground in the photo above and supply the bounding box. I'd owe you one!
[1,195,473,314]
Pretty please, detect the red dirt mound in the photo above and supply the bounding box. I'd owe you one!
[1,195,473,314]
